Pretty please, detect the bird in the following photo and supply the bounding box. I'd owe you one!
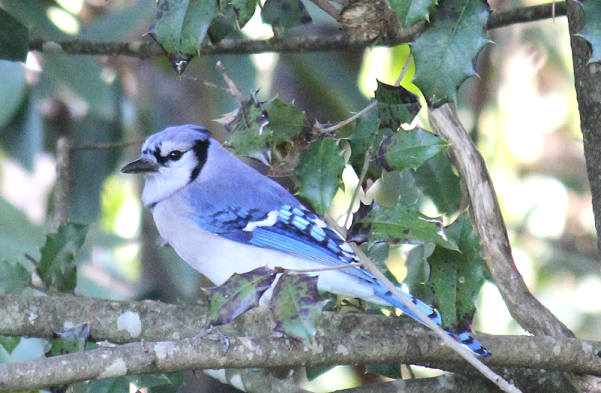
[121,124,491,357]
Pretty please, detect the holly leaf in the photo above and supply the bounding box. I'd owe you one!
[222,95,306,157]
[0,260,31,295]
[0,8,28,62]
[374,80,421,130]
[261,0,312,31]
[348,106,391,178]
[264,97,308,146]
[46,323,90,357]
[295,137,345,216]
[352,201,458,250]
[577,1,601,63]
[389,0,436,27]
[149,0,219,74]
[412,153,462,215]
[36,223,88,293]
[376,127,449,171]
[271,273,327,344]
[427,212,487,331]
[411,0,490,107]
[205,267,277,327]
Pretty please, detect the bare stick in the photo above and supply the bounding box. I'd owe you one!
[315,102,376,133]
[308,0,341,21]
[276,262,364,273]
[350,244,523,393]
[216,61,245,104]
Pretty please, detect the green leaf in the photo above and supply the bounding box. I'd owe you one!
[374,80,421,130]
[205,266,277,327]
[264,97,308,145]
[0,8,29,62]
[261,0,312,30]
[0,60,27,129]
[365,363,402,379]
[0,336,21,354]
[412,153,462,215]
[427,212,487,331]
[411,0,490,107]
[232,0,259,28]
[223,95,307,156]
[46,323,90,357]
[271,273,327,344]
[126,374,174,389]
[223,95,270,156]
[295,138,345,216]
[37,223,89,293]
[149,0,219,74]
[376,127,449,171]
[353,201,458,250]
[207,8,237,44]
[577,1,601,63]
[389,0,436,27]
[0,260,31,295]
[348,106,391,178]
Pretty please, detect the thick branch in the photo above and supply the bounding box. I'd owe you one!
[27,3,565,58]
[428,104,574,339]
[565,0,601,256]
[1,295,600,392]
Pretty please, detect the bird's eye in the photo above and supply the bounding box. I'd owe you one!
[168,150,183,161]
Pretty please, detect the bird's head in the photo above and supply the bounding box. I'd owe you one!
[121,124,212,206]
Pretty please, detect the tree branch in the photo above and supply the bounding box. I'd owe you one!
[27,3,565,58]
[1,295,600,392]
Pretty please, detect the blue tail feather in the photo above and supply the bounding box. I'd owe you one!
[373,285,491,357]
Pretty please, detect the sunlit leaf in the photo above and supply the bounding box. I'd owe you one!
[412,0,490,107]
[37,223,89,293]
[295,137,345,216]
[271,273,327,344]
[205,266,276,327]
[0,8,28,62]
[577,1,601,63]
[261,0,312,30]
[376,127,449,171]
[352,201,458,250]
[374,80,421,129]
[149,0,219,74]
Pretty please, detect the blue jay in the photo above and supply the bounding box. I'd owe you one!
[121,124,490,357]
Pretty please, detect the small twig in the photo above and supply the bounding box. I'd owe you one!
[216,61,245,105]
[308,0,341,21]
[342,146,372,229]
[349,244,522,393]
[315,102,377,133]
[276,262,363,274]
[394,53,413,86]
[23,254,39,267]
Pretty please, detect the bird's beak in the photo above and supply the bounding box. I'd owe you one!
[121,157,159,174]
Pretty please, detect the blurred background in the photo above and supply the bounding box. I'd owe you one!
[0,0,599,391]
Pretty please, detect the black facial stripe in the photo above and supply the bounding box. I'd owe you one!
[189,139,210,182]
[153,146,169,165]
